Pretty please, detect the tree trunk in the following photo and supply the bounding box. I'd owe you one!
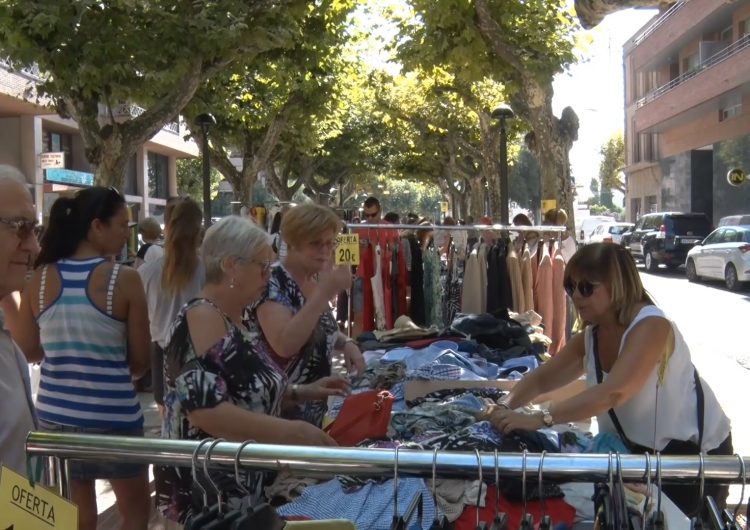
[478,111,501,221]
[511,77,579,230]
[468,176,485,218]
[575,0,668,29]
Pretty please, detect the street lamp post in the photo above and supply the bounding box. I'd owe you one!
[196,113,216,228]
[491,104,514,225]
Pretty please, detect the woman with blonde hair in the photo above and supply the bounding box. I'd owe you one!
[138,198,205,413]
[156,216,346,523]
[489,242,731,518]
[246,203,365,427]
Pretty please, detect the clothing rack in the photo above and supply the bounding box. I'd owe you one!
[347,223,567,232]
[26,432,748,500]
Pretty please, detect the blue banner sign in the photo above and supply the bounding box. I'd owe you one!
[46,168,94,187]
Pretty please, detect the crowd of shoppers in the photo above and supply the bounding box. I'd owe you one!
[0,168,737,527]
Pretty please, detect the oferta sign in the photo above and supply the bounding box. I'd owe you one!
[0,467,77,530]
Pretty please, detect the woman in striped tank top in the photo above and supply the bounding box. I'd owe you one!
[17,187,151,530]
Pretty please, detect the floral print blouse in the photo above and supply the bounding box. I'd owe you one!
[155,298,286,523]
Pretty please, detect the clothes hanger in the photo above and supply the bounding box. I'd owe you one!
[647,452,665,530]
[537,451,552,530]
[641,452,652,530]
[228,440,285,530]
[390,446,405,530]
[489,449,508,530]
[201,438,247,530]
[428,447,450,530]
[691,453,705,530]
[616,452,634,530]
[518,450,533,530]
[474,449,488,530]
[184,439,218,530]
[721,454,747,530]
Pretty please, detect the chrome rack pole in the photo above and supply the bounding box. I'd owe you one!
[26,433,747,484]
[347,223,566,232]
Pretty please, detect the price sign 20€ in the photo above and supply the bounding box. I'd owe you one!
[335,234,360,265]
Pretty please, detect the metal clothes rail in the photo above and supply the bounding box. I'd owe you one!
[346,223,566,232]
[26,432,748,500]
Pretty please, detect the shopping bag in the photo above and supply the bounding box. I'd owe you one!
[324,390,394,446]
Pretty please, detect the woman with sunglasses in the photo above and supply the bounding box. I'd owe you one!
[17,186,151,530]
[156,216,348,523]
[488,242,731,518]
[246,203,365,428]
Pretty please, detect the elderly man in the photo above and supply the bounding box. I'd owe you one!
[0,165,40,477]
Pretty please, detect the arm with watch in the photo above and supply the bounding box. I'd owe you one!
[333,332,366,376]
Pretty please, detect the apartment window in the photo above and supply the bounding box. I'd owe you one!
[720,25,733,44]
[645,195,658,214]
[147,152,169,199]
[719,93,742,122]
[634,132,660,163]
[44,131,72,169]
[631,198,642,221]
[740,17,750,37]
[682,53,699,74]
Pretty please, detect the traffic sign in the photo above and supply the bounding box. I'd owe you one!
[39,153,65,169]
[0,466,78,530]
[335,234,360,265]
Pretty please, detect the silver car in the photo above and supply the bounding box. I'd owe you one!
[685,225,750,291]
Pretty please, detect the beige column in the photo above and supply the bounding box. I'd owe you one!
[168,156,178,197]
[137,146,149,219]
[19,115,44,220]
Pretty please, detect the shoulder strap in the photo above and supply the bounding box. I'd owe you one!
[592,326,637,451]
[38,265,48,313]
[106,263,121,316]
[694,367,705,451]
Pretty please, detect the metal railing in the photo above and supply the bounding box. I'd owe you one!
[632,1,686,47]
[636,33,750,108]
[0,56,45,82]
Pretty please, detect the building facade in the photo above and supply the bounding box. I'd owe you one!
[623,0,750,224]
[0,58,198,228]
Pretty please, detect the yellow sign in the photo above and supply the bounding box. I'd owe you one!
[541,199,557,214]
[335,234,360,265]
[440,202,449,213]
[727,168,747,187]
[0,466,78,530]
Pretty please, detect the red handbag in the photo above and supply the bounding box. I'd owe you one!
[325,390,394,446]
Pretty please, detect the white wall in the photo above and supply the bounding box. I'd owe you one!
[0,117,21,167]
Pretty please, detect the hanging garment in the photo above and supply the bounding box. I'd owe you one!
[461,248,483,315]
[486,241,513,313]
[520,246,534,312]
[397,239,409,319]
[391,242,399,323]
[371,244,387,331]
[358,239,375,332]
[527,238,540,287]
[407,235,426,326]
[442,246,462,327]
[549,244,567,355]
[506,244,524,313]
[383,242,394,330]
[534,241,553,339]
[423,246,443,328]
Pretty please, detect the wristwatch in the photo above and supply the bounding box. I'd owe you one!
[540,408,554,427]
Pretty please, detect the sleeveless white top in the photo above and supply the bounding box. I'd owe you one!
[584,305,730,451]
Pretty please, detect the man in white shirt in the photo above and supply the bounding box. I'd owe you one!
[0,165,40,477]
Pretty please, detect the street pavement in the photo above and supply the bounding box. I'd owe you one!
[639,264,750,507]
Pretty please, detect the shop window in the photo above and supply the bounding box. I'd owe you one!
[148,152,169,199]
[681,52,699,74]
[740,17,749,38]
[645,195,658,214]
[44,131,72,169]
[123,155,138,196]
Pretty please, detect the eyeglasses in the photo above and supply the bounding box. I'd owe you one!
[251,259,273,276]
[307,239,338,251]
[0,217,41,239]
[563,279,601,298]
[364,210,380,219]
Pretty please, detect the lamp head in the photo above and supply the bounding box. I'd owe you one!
[195,113,216,128]
[491,104,514,121]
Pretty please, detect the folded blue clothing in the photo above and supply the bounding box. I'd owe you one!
[382,345,500,379]
[277,478,437,530]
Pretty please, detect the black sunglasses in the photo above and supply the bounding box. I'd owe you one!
[0,217,41,239]
[564,279,601,298]
[364,210,380,219]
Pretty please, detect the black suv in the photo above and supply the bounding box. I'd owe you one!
[627,212,713,272]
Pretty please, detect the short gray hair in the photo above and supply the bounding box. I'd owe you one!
[202,216,271,284]
[0,165,28,186]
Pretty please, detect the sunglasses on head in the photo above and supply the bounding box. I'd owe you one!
[564,279,601,298]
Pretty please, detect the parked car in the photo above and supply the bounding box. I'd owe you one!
[577,215,616,245]
[685,225,750,290]
[627,212,713,272]
[589,222,634,245]
[718,214,750,227]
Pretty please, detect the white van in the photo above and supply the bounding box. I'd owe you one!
[578,215,616,244]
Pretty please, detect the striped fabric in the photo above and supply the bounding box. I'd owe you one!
[36,258,143,430]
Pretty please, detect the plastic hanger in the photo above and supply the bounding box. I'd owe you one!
[537,451,552,530]
[184,439,219,530]
[489,450,508,530]
[641,452,652,530]
[616,453,634,530]
[474,449,487,530]
[201,439,245,530]
[428,447,450,530]
[518,450,533,530]
[720,454,747,530]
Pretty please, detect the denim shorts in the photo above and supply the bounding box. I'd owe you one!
[39,420,148,481]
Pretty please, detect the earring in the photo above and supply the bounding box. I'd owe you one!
[230,277,235,289]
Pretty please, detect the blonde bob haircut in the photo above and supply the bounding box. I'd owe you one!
[564,242,654,326]
[281,203,342,248]
[202,216,271,284]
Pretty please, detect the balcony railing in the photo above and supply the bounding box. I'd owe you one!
[631,1,686,47]
[636,33,750,108]
[0,56,44,82]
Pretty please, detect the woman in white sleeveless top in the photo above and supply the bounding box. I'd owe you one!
[489,242,731,519]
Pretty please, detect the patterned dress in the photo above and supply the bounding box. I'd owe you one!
[155,298,286,523]
[245,263,338,427]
